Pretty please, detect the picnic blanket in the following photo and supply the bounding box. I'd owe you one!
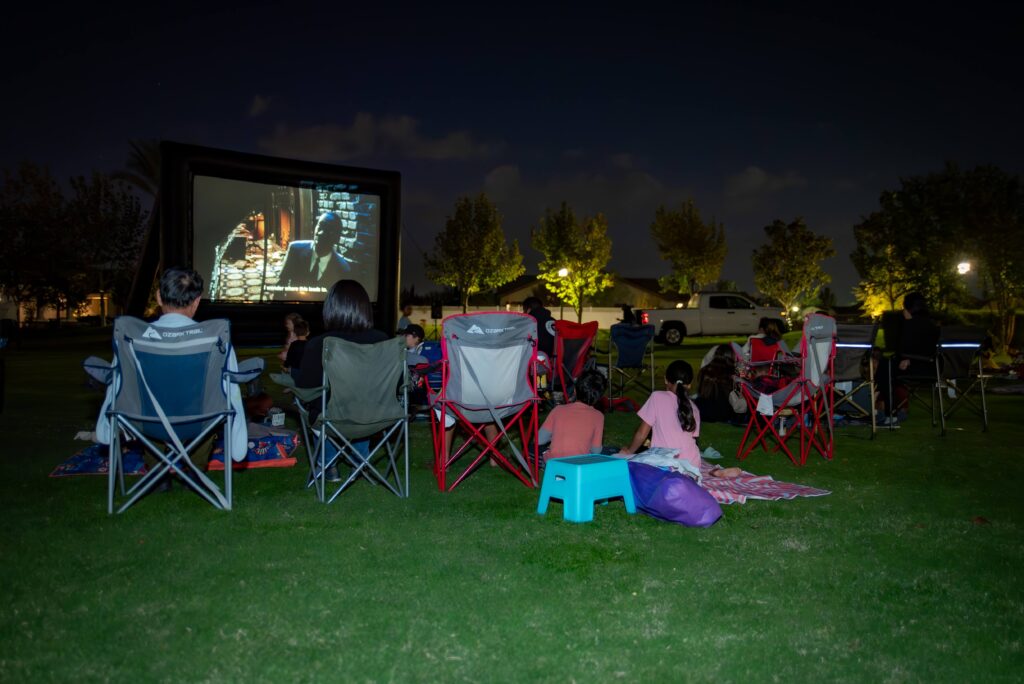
[50,444,146,477]
[698,460,830,505]
[52,425,299,476]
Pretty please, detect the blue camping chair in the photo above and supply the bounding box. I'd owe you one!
[84,316,263,514]
[604,323,656,399]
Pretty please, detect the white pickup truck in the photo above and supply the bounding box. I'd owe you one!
[638,292,787,345]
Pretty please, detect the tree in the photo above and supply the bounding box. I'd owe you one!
[961,166,1024,354]
[851,211,915,317]
[113,139,161,316]
[0,162,66,326]
[425,193,524,313]
[751,218,835,322]
[67,173,148,324]
[851,164,1023,352]
[649,200,727,295]
[532,203,613,322]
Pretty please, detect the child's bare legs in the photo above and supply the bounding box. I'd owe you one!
[709,466,742,478]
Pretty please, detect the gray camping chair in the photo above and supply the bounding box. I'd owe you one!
[314,337,409,503]
[833,323,879,437]
[84,317,263,514]
[269,372,326,493]
[432,312,541,491]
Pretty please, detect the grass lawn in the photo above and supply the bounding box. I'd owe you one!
[1,332,1022,682]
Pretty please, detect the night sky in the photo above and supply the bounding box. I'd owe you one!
[3,3,1022,302]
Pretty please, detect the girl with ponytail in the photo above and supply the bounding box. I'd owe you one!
[618,360,741,479]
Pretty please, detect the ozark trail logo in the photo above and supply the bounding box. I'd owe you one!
[466,324,485,334]
[142,327,162,340]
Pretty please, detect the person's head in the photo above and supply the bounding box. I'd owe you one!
[522,296,543,314]
[665,359,697,433]
[312,212,344,257]
[574,370,608,407]
[322,279,374,332]
[708,343,736,370]
[404,323,424,349]
[401,303,413,317]
[157,267,203,317]
[758,317,782,339]
[903,292,928,319]
[293,319,310,339]
[284,312,303,332]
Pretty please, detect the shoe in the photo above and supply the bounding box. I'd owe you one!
[324,465,342,483]
[880,415,900,427]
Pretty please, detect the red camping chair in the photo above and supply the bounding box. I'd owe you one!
[551,320,598,403]
[430,312,541,491]
[734,313,836,466]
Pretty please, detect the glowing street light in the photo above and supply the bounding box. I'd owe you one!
[557,267,569,278]
[957,261,971,275]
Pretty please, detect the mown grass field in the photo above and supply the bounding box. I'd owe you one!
[0,331,1021,682]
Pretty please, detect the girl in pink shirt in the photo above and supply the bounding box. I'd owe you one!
[619,360,740,479]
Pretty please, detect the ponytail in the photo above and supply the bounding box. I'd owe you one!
[675,382,696,433]
[665,360,696,433]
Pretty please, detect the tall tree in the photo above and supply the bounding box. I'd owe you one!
[0,162,66,325]
[532,203,613,323]
[961,166,1024,353]
[67,173,148,324]
[851,211,915,316]
[113,139,161,316]
[851,164,1023,351]
[751,218,835,322]
[649,200,727,295]
[425,193,524,313]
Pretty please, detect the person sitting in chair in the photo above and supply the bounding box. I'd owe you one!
[93,267,249,490]
[274,212,353,299]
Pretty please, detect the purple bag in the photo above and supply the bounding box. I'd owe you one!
[628,462,722,528]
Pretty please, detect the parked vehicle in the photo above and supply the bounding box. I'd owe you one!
[637,292,787,345]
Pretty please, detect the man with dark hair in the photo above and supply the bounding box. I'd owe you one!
[93,267,249,488]
[397,303,414,333]
[273,212,353,299]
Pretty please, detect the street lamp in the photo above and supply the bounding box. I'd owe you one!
[957,261,971,275]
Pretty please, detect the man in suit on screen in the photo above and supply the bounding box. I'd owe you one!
[273,212,353,299]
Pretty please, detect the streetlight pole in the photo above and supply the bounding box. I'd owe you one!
[557,267,569,320]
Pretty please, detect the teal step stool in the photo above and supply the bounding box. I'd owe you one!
[537,454,637,523]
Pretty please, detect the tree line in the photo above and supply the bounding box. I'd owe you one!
[0,161,150,325]
[426,164,1023,352]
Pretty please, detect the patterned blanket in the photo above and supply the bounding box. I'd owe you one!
[698,460,830,504]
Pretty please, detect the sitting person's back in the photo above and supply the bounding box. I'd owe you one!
[694,344,743,423]
[539,370,607,459]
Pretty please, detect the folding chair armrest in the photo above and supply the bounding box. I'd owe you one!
[225,357,265,384]
[269,371,296,388]
[290,385,325,404]
[83,356,113,385]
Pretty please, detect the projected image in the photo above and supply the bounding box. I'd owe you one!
[193,176,380,302]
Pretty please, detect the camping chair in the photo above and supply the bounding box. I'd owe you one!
[431,312,541,491]
[316,337,409,503]
[604,323,656,400]
[84,316,263,514]
[734,313,836,466]
[833,323,879,437]
[551,320,599,403]
[899,326,989,436]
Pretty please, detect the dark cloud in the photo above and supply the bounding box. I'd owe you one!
[258,113,504,162]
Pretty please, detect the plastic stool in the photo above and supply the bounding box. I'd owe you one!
[537,454,637,523]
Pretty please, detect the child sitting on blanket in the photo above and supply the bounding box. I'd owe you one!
[618,360,741,480]
[538,370,607,460]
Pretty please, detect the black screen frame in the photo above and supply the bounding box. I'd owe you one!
[160,141,401,343]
